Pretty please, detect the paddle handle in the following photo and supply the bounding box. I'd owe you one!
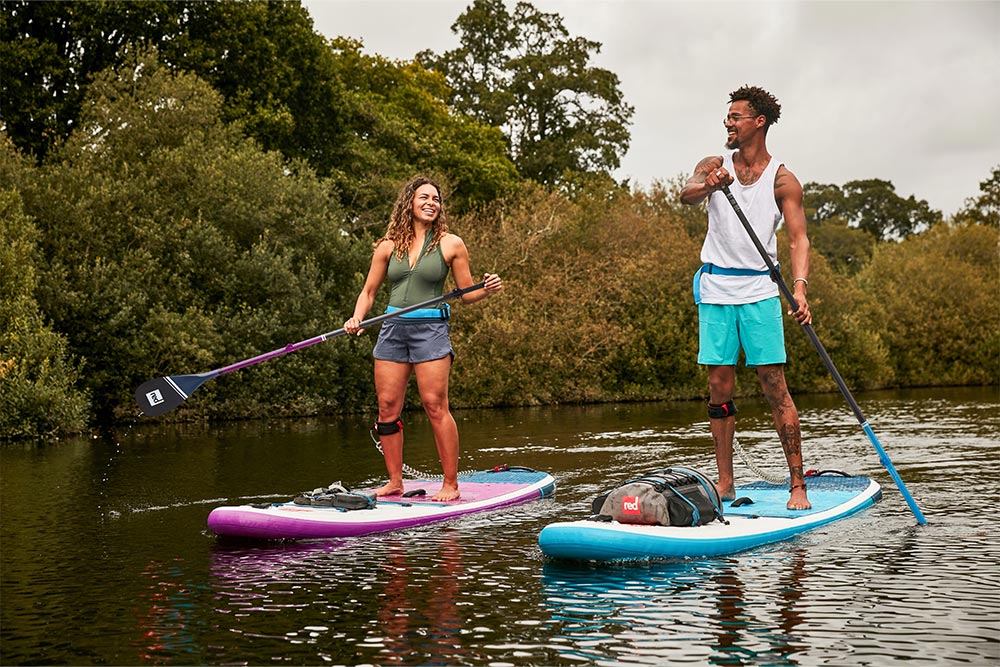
[214,281,487,377]
[721,187,927,524]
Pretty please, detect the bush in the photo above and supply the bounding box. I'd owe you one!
[14,49,372,423]
[0,187,89,438]
[858,223,999,386]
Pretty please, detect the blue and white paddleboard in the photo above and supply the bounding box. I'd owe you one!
[538,474,880,562]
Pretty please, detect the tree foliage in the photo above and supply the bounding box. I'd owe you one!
[0,0,518,219]
[419,0,634,186]
[807,220,877,276]
[858,223,999,387]
[449,182,704,406]
[804,178,941,241]
[953,164,999,227]
[323,37,519,225]
[0,173,89,438]
[10,48,374,423]
[1,0,184,160]
[1,0,331,163]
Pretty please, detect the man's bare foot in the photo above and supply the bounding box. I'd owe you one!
[787,484,811,510]
[716,482,736,502]
[432,486,460,502]
[374,482,404,497]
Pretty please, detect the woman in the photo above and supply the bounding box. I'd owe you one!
[344,176,503,501]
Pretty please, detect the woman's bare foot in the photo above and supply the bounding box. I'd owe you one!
[432,485,460,502]
[374,482,404,497]
[787,484,811,510]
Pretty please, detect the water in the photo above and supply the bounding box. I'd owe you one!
[2,387,998,666]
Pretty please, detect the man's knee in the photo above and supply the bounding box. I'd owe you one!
[757,366,791,404]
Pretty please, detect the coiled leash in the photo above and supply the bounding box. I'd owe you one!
[369,422,478,480]
[709,399,787,485]
[733,436,787,485]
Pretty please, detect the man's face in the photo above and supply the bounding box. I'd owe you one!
[723,101,759,150]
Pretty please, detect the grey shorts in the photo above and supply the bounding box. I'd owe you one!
[373,320,454,363]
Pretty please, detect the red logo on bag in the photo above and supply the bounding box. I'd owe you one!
[621,496,641,515]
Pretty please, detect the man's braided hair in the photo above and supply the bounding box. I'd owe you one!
[729,85,781,128]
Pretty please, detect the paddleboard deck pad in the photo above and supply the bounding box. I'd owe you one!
[538,474,880,561]
[208,466,556,540]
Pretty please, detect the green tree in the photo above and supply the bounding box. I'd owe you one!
[953,165,999,227]
[1,0,360,188]
[0,175,89,438]
[419,0,634,186]
[810,179,941,241]
[806,219,876,275]
[16,48,373,423]
[858,223,999,386]
[1,0,327,162]
[1,0,518,218]
[802,182,845,224]
[324,38,519,224]
[1,0,185,160]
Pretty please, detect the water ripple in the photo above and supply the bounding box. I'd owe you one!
[3,388,998,665]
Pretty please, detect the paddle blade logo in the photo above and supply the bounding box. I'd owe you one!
[621,496,641,516]
[134,377,189,417]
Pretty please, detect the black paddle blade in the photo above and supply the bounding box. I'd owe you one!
[134,373,212,417]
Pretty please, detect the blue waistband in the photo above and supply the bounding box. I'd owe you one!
[693,263,777,305]
[385,303,450,320]
[699,262,774,277]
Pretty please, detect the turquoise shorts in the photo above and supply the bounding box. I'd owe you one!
[698,298,786,366]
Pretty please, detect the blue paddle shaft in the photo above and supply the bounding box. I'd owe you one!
[721,187,927,525]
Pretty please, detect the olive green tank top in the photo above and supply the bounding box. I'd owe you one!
[386,234,449,308]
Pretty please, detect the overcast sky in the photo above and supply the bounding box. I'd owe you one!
[302,0,998,216]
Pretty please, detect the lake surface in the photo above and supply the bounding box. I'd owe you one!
[2,386,998,666]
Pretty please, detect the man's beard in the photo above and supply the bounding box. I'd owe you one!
[725,136,739,150]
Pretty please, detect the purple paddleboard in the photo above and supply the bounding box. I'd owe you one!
[208,467,555,539]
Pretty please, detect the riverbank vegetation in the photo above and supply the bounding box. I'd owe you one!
[2,1,997,438]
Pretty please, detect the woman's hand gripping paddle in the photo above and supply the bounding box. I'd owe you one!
[134,281,486,417]
[721,186,927,524]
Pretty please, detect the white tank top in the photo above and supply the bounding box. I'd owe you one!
[699,152,783,304]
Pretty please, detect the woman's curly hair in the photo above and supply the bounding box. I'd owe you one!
[380,176,449,260]
[729,85,781,128]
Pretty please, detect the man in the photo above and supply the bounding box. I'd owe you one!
[680,85,812,510]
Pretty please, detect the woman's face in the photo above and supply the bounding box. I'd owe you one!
[411,183,441,224]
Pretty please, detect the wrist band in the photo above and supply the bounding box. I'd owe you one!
[793,278,808,288]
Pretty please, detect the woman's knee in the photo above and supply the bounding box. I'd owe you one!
[377,396,404,420]
[421,397,451,422]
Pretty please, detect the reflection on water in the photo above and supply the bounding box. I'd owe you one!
[541,552,810,666]
[2,387,999,665]
[202,530,475,665]
[134,558,201,664]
